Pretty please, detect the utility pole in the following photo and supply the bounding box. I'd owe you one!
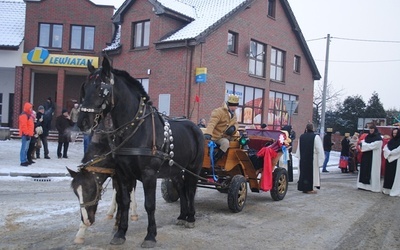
[320,34,331,137]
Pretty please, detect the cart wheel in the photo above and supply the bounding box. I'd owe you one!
[270,167,288,201]
[227,175,247,212]
[161,178,179,203]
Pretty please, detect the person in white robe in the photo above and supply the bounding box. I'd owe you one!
[382,128,400,196]
[357,124,382,192]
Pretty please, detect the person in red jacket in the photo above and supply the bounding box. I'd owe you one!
[19,102,34,166]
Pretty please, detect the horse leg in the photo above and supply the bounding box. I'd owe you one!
[130,187,139,221]
[74,221,88,244]
[185,173,198,228]
[175,180,188,226]
[175,173,197,228]
[140,176,158,248]
[110,182,131,245]
[106,189,117,220]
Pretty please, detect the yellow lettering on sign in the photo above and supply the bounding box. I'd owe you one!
[31,47,43,63]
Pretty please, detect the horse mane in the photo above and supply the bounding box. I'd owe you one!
[111,68,150,102]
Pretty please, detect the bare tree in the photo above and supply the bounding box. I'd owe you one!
[313,81,344,128]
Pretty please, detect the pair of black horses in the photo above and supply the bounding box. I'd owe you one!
[69,57,205,248]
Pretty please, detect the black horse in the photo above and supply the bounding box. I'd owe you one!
[67,126,137,244]
[77,57,204,247]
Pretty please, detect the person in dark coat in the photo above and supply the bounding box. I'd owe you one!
[55,108,74,159]
[35,105,51,159]
[339,133,351,173]
[322,128,334,172]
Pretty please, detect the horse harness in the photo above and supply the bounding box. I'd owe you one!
[78,71,209,204]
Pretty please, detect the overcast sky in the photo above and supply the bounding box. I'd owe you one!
[95,0,400,110]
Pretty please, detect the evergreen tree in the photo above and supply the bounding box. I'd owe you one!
[337,95,366,133]
[364,92,386,118]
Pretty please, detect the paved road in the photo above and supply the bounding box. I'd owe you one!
[0,170,399,249]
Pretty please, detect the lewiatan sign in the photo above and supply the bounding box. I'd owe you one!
[22,47,99,68]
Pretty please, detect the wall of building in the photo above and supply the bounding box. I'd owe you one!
[113,0,192,116]
[12,0,115,128]
[0,41,24,126]
[108,0,316,139]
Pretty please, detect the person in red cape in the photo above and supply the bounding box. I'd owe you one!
[257,131,291,191]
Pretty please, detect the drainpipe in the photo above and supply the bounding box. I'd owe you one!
[186,44,194,119]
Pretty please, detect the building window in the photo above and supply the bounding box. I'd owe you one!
[39,23,63,48]
[270,48,285,81]
[268,91,298,130]
[226,82,264,125]
[248,40,266,77]
[132,20,150,49]
[294,55,301,73]
[159,94,170,116]
[227,31,238,54]
[268,0,276,18]
[70,25,95,50]
[137,78,149,93]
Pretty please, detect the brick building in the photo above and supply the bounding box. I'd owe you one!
[0,0,25,127]
[13,0,114,128]
[103,0,320,136]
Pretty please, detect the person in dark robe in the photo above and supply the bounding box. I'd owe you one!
[382,128,400,196]
[295,123,324,194]
[357,124,382,192]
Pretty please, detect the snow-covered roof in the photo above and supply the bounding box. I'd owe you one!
[157,0,197,19]
[158,0,248,42]
[0,0,25,48]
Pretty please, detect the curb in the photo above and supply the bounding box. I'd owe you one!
[1,172,70,178]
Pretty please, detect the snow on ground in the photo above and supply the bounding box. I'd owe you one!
[0,139,85,178]
[0,139,342,179]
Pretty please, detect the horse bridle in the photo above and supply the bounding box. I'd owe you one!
[77,156,115,208]
[80,70,115,131]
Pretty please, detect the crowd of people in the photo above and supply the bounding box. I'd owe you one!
[18,98,78,166]
[303,123,400,196]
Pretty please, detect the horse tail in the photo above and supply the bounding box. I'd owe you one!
[190,123,205,174]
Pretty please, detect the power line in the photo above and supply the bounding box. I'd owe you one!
[307,36,400,43]
[332,37,400,43]
[306,37,326,42]
[315,59,400,63]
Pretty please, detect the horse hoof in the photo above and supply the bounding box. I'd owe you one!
[106,214,113,220]
[141,240,156,248]
[110,237,126,245]
[185,222,195,228]
[176,219,186,226]
[131,214,139,221]
[74,237,84,244]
